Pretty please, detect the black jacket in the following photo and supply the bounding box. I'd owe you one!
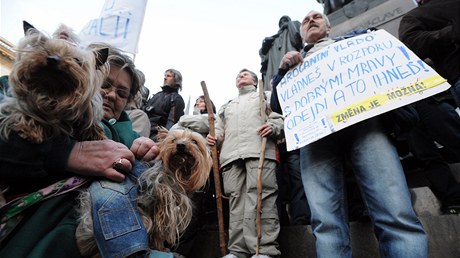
[143,85,185,137]
[399,0,460,84]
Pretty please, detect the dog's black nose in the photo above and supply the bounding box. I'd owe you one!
[176,143,186,153]
[47,55,61,66]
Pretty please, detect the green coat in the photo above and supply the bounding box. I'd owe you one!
[103,111,140,148]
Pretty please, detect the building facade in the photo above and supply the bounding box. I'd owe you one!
[0,37,15,77]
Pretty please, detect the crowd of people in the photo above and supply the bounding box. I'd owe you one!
[1,0,460,257]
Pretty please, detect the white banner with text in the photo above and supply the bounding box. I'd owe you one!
[277,30,450,151]
[79,0,147,54]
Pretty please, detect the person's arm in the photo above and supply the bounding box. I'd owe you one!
[165,94,185,129]
[0,131,134,183]
[0,133,75,179]
[259,109,284,140]
[172,115,210,134]
[127,109,151,138]
[270,50,303,114]
[399,14,457,60]
[270,68,289,114]
[207,103,226,148]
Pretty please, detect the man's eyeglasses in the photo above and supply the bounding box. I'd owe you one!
[101,82,130,99]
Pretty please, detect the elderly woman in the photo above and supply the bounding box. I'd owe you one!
[83,44,173,258]
[0,43,167,257]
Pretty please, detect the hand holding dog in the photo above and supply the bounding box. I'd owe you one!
[130,136,160,161]
[67,140,135,182]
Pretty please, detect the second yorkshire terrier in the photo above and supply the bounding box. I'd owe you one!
[0,21,108,143]
[76,128,212,257]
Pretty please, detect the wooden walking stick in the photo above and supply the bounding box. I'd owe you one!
[256,79,268,255]
[200,81,227,256]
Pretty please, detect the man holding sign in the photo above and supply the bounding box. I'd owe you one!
[270,10,428,258]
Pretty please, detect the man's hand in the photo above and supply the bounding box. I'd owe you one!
[279,51,303,70]
[207,134,217,146]
[257,123,273,137]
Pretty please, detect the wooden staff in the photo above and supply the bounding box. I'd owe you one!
[200,81,227,256]
[256,79,268,255]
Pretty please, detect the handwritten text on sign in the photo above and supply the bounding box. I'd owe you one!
[79,0,147,54]
[277,30,450,151]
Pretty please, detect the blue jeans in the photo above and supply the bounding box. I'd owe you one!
[89,161,173,258]
[300,117,427,258]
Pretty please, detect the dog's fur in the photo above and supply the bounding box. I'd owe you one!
[0,21,108,143]
[76,128,212,256]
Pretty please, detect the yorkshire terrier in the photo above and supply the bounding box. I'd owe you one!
[0,21,108,143]
[76,128,212,257]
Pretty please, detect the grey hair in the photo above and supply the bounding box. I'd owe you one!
[140,85,150,104]
[237,69,258,87]
[300,11,331,40]
[88,42,141,103]
[165,68,183,91]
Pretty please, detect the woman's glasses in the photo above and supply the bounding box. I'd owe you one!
[101,81,130,99]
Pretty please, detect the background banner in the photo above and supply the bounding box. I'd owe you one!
[79,0,147,54]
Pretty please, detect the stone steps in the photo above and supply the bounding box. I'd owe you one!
[187,186,460,258]
[186,162,460,257]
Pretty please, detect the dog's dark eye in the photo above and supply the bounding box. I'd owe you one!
[192,140,198,145]
[73,58,82,66]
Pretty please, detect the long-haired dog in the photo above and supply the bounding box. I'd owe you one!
[76,128,212,256]
[0,21,108,143]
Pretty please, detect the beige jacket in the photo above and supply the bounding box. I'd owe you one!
[215,85,284,167]
[170,113,210,138]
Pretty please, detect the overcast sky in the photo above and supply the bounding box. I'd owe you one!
[1,0,324,112]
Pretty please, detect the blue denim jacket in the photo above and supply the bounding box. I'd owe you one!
[89,161,173,258]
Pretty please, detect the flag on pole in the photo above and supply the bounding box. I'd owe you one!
[79,0,147,54]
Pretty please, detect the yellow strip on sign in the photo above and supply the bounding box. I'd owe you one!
[330,75,446,125]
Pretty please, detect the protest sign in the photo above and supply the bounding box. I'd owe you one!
[277,29,450,151]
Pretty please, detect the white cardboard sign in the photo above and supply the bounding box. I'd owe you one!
[277,30,450,151]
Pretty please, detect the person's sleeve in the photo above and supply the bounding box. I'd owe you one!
[270,68,289,114]
[267,109,285,140]
[399,14,455,60]
[214,104,227,148]
[166,95,185,129]
[173,115,210,134]
[45,136,76,173]
[170,122,183,131]
[0,132,75,178]
[129,110,151,137]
